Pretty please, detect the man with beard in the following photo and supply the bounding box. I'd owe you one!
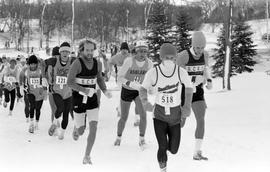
[67,39,112,164]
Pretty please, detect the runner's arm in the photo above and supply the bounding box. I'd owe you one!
[96,60,107,93]
[117,58,132,86]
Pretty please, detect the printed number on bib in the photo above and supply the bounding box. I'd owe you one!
[160,93,176,115]
[161,94,174,105]
[56,76,67,89]
[56,76,67,85]
[187,65,205,73]
[30,78,40,88]
[134,76,142,83]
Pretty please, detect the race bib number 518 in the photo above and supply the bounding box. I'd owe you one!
[161,94,174,105]
[160,93,176,115]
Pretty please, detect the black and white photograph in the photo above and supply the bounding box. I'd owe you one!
[0,0,269,172]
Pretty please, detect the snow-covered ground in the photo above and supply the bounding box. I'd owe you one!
[0,67,270,172]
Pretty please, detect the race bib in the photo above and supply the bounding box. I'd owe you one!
[186,65,205,74]
[29,78,40,88]
[56,76,67,89]
[6,76,16,83]
[159,93,176,115]
[134,76,142,83]
[76,78,96,86]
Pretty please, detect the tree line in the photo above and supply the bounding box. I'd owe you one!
[0,0,204,51]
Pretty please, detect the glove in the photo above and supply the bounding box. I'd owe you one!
[143,101,153,112]
[104,90,112,99]
[180,117,186,128]
[206,79,213,90]
[129,81,141,90]
[181,106,191,118]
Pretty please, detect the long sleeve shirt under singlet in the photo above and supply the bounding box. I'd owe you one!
[67,56,107,94]
[117,57,153,89]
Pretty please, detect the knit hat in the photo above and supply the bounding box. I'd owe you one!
[10,58,17,64]
[135,40,148,49]
[192,31,206,48]
[28,55,38,65]
[120,42,129,51]
[52,46,60,56]
[59,42,71,52]
[159,43,177,59]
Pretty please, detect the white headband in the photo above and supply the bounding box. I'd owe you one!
[59,46,71,52]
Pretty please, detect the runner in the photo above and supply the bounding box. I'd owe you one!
[20,55,47,133]
[67,39,112,164]
[176,31,213,160]
[113,40,153,149]
[47,42,75,140]
[140,43,193,172]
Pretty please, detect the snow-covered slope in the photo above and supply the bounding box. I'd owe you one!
[0,70,270,172]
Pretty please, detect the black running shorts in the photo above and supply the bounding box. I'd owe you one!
[120,86,139,102]
[72,92,98,113]
[192,84,205,102]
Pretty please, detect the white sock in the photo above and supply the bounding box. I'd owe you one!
[53,119,59,125]
[60,128,65,135]
[117,136,121,140]
[194,139,203,154]
[30,119,34,125]
[139,136,144,141]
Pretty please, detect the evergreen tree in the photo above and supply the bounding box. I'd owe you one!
[212,15,257,79]
[145,0,172,63]
[174,10,192,52]
[231,14,257,74]
[211,24,226,78]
